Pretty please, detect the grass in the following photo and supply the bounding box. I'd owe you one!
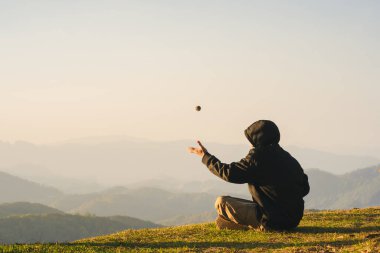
[0,207,379,252]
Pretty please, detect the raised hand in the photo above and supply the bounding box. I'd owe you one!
[188,140,208,157]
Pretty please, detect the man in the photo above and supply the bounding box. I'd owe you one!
[188,120,310,231]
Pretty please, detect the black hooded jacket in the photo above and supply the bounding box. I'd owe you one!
[202,120,310,229]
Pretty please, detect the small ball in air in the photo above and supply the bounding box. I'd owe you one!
[195,106,201,111]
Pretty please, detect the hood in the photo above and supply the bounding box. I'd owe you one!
[244,120,280,148]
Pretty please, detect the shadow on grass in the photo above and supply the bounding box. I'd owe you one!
[296,225,380,234]
[70,239,362,250]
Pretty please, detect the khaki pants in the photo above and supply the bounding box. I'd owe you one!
[215,196,261,228]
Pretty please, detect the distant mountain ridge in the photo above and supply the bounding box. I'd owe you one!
[0,171,62,204]
[0,202,63,218]
[0,213,161,244]
[0,164,379,226]
[0,170,218,223]
[305,165,380,209]
[0,139,378,189]
[50,187,217,222]
[0,202,161,244]
[286,145,380,174]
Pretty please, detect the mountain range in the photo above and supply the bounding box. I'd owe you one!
[0,164,379,226]
[1,138,379,193]
[0,171,62,204]
[0,202,160,244]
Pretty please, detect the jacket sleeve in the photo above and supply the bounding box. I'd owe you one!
[202,150,255,184]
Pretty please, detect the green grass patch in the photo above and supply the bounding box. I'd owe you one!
[1,207,379,252]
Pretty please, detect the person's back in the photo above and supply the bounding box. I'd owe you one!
[247,144,309,229]
[188,120,310,231]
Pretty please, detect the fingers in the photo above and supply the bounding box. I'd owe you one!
[197,140,207,152]
[188,147,200,153]
[188,141,207,157]
[188,147,196,153]
[188,147,204,157]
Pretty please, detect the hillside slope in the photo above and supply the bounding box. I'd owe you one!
[49,165,380,225]
[305,165,380,209]
[0,202,63,218]
[1,207,379,252]
[0,213,161,244]
[0,171,62,204]
[51,187,216,222]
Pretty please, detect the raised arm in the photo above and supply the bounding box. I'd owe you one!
[202,149,256,184]
[188,141,257,184]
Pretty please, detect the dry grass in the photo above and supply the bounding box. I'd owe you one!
[1,207,379,252]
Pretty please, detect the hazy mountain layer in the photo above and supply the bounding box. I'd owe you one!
[51,187,217,222]
[0,171,62,204]
[0,212,161,244]
[0,165,379,226]
[0,139,378,189]
[305,165,380,209]
[0,202,63,218]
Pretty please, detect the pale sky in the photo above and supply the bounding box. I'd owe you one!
[0,1,379,157]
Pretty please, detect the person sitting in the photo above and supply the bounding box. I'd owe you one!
[188,120,310,231]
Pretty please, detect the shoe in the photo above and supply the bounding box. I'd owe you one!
[215,215,249,230]
[257,224,269,232]
[253,223,275,232]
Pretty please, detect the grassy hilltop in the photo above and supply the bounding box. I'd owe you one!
[0,207,379,252]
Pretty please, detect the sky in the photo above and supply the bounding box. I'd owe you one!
[0,0,379,157]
